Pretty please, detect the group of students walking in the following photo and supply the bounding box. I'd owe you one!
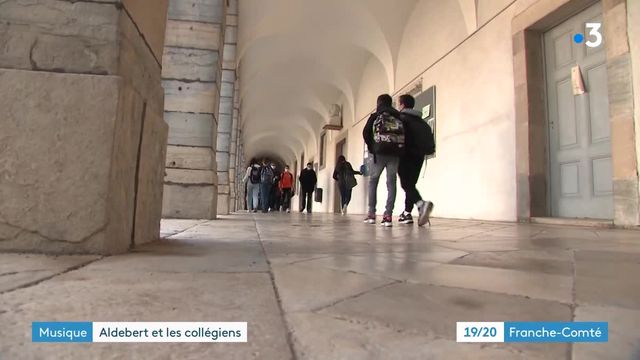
[243,93,435,227]
[243,160,294,213]
[242,160,318,214]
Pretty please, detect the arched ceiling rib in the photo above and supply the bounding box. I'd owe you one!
[238,0,478,162]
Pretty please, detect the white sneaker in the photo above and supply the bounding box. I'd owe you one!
[341,205,347,215]
[417,201,434,227]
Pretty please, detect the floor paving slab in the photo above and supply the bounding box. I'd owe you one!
[0,254,98,293]
[0,271,291,360]
[318,282,571,359]
[2,214,640,359]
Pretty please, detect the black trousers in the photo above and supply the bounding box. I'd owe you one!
[300,189,314,212]
[282,188,292,210]
[398,156,423,213]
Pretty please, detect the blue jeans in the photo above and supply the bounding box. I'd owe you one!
[247,182,260,210]
[339,183,353,208]
[367,154,399,216]
[260,183,272,211]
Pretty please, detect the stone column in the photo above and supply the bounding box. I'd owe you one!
[229,85,240,212]
[215,0,238,215]
[630,0,640,226]
[234,131,246,212]
[0,0,169,254]
[603,0,640,226]
[161,0,225,219]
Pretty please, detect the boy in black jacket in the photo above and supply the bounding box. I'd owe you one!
[299,163,317,213]
[397,94,435,226]
[362,94,403,227]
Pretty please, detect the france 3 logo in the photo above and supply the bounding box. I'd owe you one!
[573,23,603,48]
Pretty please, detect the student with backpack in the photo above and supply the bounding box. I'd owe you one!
[362,94,404,227]
[397,94,435,227]
[242,161,262,212]
[333,155,361,215]
[259,159,275,213]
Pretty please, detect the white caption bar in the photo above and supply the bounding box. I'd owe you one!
[456,322,504,343]
[93,322,247,343]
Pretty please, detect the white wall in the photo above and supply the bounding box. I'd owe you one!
[477,0,514,26]
[317,1,520,221]
[395,0,470,87]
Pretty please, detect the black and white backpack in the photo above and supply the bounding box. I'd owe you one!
[372,111,405,156]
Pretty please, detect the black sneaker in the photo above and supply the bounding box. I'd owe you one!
[399,213,414,224]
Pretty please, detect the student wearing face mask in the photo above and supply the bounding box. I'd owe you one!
[279,165,294,213]
[242,160,262,212]
[298,162,317,214]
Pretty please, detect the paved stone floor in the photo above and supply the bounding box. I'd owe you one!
[1,213,639,359]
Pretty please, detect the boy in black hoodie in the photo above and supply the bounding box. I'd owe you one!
[362,94,403,227]
[397,94,435,226]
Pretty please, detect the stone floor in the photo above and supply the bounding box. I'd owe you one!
[1,213,639,359]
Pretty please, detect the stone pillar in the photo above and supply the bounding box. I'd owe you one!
[215,0,238,215]
[0,0,169,254]
[229,84,240,212]
[603,0,640,226]
[626,0,640,227]
[236,132,246,211]
[161,0,225,219]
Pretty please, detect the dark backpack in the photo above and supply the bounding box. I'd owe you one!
[372,111,405,156]
[260,166,274,183]
[343,165,358,189]
[416,121,436,156]
[249,166,261,184]
[425,123,435,156]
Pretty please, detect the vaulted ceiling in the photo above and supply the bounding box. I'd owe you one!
[238,0,477,164]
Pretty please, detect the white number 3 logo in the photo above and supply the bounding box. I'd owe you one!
[585,23,603,48]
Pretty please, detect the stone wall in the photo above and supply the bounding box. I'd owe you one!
[122,0,169,60]
[0,0,168,254]
[216,0,239,215]
[162,0,225,219]
[603,0,640,226]
[630,0,640,224]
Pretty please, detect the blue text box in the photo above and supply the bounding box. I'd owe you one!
[504,322,608,343]
[32,322,93,343]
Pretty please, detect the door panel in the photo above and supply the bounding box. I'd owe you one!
[556,79,578,149]
[586,64,610,143]
[545,2,613,219]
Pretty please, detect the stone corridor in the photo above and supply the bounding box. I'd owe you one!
[1,214,639,359]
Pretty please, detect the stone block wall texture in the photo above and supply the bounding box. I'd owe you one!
[162,0,226,219]
[216,0,239,215]
[630,0,640,219]
[0,0,168,254]
[603,0,639,226]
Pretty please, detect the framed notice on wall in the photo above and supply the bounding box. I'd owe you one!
[414,85,436,158]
